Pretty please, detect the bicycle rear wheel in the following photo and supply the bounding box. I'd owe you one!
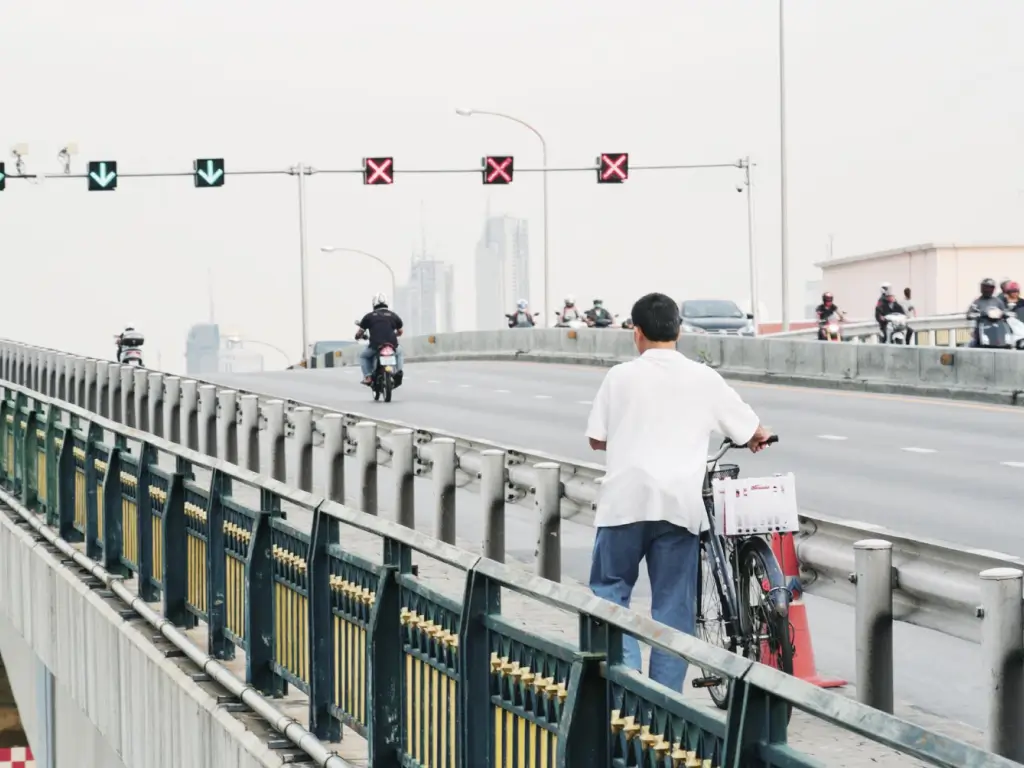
[695,546,735,709]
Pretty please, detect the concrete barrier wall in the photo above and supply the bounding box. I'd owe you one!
[333,329,1024,403]
[0,514,288,768]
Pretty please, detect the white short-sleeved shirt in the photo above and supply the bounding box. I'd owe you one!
[585,348,760,532]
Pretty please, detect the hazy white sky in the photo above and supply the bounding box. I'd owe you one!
[2,0,1022,369]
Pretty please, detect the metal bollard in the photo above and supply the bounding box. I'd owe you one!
[133,368,149,432]
[432,438,457,544]
[534,462,562,582]
[162,377,181,444]
[108,363,122,422]
[147,373,165,438]
[853,539,893,713]
[73,357,86,405]
[197,385,217,456]
[480,449,506,562]
[180,380,199,451]
[57,355,70,400]
[353,421,378,515]
[120,366,136,427]
[95,363,109,417]
[391,429,415,529]
[83,360,98,412]
[68,357,81,404]
[980,567,1024,760]
[237,395,260,471]
[259,400,286,481]
[288,406,314,492]
[39,352,51,397]
[31,349,42,392]
[216,389,239,464]
[320,414,345,503]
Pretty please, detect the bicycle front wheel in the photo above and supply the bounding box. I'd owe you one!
[737,537,794,721]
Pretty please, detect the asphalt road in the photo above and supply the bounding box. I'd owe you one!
[209,360,1024,730]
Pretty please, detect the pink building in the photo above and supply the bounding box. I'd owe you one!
[816,243,1024,317]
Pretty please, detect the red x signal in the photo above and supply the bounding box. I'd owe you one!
[483,156,513,184]
[363,157,394,185]
[598,153,628,183]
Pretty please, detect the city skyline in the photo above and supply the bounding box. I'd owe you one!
[475,213,531,329]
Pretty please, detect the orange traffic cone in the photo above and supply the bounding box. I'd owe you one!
[771,532,847,688]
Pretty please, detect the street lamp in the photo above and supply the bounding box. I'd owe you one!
[319,246,398,305]
[455,108,551,326]
[739,158,760,335]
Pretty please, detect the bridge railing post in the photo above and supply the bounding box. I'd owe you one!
[258,399,286,482]
[432,437,456,544]
[354,421,377,515]
[95,363,109,418]
[391,428,415,528]
[72,358,85,405]
[107,363,122,422]
[534,462,562,582]
[61,356,73,402]
[206,469,233,660]
[161,473,191,626]
[162,377,181,445]
[480,449,506,562]
[854,539,894,713]
[147,373,164,438]
[83,360,98,413]
[306,504,341,741]
[319,414,344,503]
[980,567,1024,760]
[288,406,313,492]
[119,366,136,427]
[245,494,283,696]
[133,368,149,432]
[100,447,123,573]
[216,389,239,465]
[197,385,217,457]
[83,423,103,559]
[237,395,259,472]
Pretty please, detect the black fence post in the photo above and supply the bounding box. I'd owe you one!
[21,408,38,510]
[84,423,102,559]
[136,442,158,601]
[205,468,232,660]
[101,448,124,574]
[57,428,77,541]
[459,567,500,767]
[307,503,341,741]
[246,497,283,696]
[162,473,192,627]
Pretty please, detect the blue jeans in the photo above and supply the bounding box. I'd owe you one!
[589,521,699,692]
[359,345,403,377]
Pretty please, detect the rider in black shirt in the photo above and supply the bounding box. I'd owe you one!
[814,293,844,339]
[356,293,404,386]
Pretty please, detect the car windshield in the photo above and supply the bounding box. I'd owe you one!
[681,300,745,319]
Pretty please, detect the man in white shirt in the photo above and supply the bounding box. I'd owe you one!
[585,292,773,692]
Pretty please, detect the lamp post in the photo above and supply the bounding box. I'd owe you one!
[740,157,760,334]
[455,108,551,325]
[779,0,791,330]
[319,246,398,305]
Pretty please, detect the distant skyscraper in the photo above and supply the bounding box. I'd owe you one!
[475,215,530,330]
[396,251,455,337]
[185,323,220,375]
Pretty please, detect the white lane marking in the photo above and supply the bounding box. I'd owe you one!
[578,399,593,405]
[427,379,440,384]
[817,434,847,441]
[494,389,511,394]
[1001,461,1024,468]
[901,447,937,454]
[458,384,471,388]
[534,394,552,400]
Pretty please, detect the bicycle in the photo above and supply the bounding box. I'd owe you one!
[692,435,795,720]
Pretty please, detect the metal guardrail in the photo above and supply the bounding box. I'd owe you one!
[0,381,1019,767]
[770,313,974,346]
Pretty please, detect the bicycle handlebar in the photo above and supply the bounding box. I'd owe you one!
[707,434,779,464]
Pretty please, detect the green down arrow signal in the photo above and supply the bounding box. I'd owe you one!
[88,161,117,190]
[195,159,225,187]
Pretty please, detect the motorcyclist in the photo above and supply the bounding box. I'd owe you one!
[507,299,535,328]
[998,279,1012,302]
[115,325,144,362]
[585,298,614,327]
[874,290,908,343]
[814,292,845,339]
[966,278,1007,346]
[557,295,583,325]
[1002,281,1022,321]
[355,293,404,387]
[621,317,634,330]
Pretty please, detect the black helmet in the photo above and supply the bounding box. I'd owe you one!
[981,278,996,297]
[821,292,833,303]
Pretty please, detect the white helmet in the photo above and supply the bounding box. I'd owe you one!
[372,292,388,308]
[880,282,891,294]
[564,294,575,306]
[516,298,527,309]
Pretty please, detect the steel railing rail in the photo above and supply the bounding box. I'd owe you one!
[0,379,1018,765]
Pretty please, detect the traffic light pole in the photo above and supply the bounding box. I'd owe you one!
[296,163,312,357]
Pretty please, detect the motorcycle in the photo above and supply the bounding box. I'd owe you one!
[819,318,842,342]
[881,313,908,345]
[115,331,145,366]
[554,311,588,330]
[976,306,1023,349]
[587,311,619,328]
[506,311,539,329]
[369,343,398,402]
[121,348,144,366]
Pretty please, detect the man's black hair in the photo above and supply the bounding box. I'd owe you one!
[903,287,911,299]
[630,292,680,342]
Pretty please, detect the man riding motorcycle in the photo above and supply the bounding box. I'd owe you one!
[115,325,144,362]
[507,299,536,328]
[875,290,909,343]
[966,278,1006,346]
[356,293,404,387]
[814,293,845,340]
[557,295,584,325]
[585,298,614,327]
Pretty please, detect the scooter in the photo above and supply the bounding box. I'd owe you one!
[977,306,1018,349]
[554,311,588,330]
[819,318,842,341]
[1007,313,1024,350]
[505,312,539,329]
[587,311,619,328]
[881,314,909,344]
[121,348,144,366]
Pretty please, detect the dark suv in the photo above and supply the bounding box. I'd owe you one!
[679,299,755,336]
